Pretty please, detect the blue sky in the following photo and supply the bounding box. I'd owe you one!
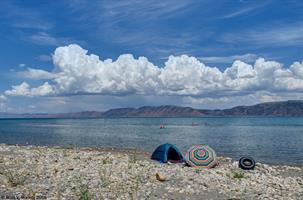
[0,0,303,113]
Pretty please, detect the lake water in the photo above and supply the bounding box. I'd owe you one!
[0,117,302,165]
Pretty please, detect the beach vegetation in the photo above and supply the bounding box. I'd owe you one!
[28,188,38,200]
[34,148,43,157]
[99,167,112,188]
[129,150,138,164]
[232,171,247,179]
[102,157,113,165]
[78,183,92,200]
[129,174,141,200]
[0,157,29,187]
[63,149,68,157]
[99,173,110,188]
[128,150,139,170]
[0,167,29,187]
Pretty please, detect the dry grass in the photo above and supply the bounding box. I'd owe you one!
[0,165,29,187]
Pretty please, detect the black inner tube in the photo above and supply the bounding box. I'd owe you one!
[243,160,252,166]
[239,157,255,170]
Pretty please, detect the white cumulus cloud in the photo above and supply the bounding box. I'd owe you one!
[52,44,161,95]
[21,68,57,80]
[160,55,224,95]
[5,82,55,97]
[6,44,303,99]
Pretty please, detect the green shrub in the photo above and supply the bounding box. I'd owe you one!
[233,171,246,179]
[78,183,91,200]
[102,157,113,165]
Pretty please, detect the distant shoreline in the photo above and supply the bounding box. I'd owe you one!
[1,100,303,118]
[2,115,303,120]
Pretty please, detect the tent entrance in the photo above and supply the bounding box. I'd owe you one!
[151,143,184,163]
[167,147,182,162]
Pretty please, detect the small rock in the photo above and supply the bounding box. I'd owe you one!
[156,172,166,182]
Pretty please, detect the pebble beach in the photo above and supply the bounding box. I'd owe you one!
[0,144,302,200]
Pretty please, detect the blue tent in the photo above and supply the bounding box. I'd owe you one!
[151,143,184,163]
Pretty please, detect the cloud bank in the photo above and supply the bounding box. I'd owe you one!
[5,44,303,99]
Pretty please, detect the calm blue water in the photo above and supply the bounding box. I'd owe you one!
[0,117,302,165]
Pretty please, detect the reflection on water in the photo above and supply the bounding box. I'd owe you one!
[0,117,302,165]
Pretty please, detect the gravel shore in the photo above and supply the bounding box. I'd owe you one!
[0,144,302,200]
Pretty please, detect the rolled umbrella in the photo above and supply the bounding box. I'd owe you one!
[185,144,218,168]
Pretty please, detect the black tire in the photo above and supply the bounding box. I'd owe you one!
[239,156,255,170]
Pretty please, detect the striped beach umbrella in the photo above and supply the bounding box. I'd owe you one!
[185,144,217,168]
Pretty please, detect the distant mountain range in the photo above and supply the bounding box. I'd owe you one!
[1,100,303,118]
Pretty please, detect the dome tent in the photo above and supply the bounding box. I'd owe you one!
[151,143,183,163]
